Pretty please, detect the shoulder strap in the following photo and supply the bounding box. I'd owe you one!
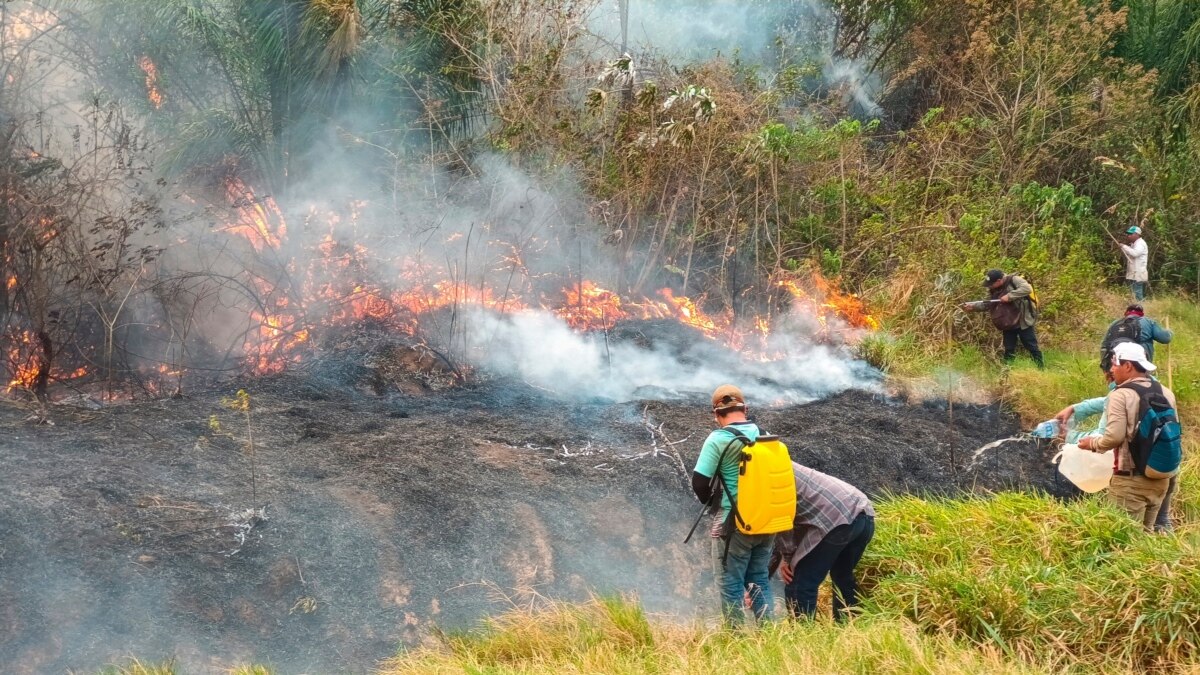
[683,428,755,548]
[711,426,754,489]
[1116,380,1170,475]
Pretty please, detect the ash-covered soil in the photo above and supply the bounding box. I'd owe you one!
[0,373,1066,674]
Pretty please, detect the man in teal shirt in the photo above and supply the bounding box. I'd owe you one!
[691,384,774,625]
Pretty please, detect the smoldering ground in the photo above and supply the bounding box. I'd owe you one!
[0,349,1069,673]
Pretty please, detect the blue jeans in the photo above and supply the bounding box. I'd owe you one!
[785,512,874,621]
[711,530,775,626]
[1129,280,1146,301]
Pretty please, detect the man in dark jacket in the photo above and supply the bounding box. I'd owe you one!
[961,269,1044,369]
[1099,304,1173,371]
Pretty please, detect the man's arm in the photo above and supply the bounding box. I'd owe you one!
[1092,389,1132,452]
[1149,319,1173,345]
[692,471,715,504]
[1119,243,1136,259]
[691,432,724,503]
[1071,396,1108,421]
[1003,276,1032,302]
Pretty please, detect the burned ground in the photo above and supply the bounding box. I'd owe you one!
[0,369,1067,674]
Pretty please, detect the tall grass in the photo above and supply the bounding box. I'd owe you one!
[390,494,1200,674]
[864,493,1200,671]
[384,598,1045,674]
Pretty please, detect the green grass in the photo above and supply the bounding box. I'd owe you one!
[99,663,270,675]
[385,599,1046,674]
[864,493,1200,671]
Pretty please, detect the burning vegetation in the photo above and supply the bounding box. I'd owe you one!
[3,171,880,401]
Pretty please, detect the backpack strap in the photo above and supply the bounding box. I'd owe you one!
[682,427,754,546]
[712,426,757,568]
[1116,379,1164,475]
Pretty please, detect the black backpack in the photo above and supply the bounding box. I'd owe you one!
[1100,317,1142,371]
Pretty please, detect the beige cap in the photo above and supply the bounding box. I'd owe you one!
[711,384,746,412]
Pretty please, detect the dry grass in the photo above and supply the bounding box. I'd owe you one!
[383,598,1044,675]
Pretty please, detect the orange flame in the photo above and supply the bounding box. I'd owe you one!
[556,281,628,330]
[223,178,286,251]
[5,331,39,392]
[4,329,89,393]
[138,55,163,109]
[776,272,880,332]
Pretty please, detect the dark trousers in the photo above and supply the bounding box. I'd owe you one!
[1002,326,1043,368]
[785,512,874,621]
[1156,474,1178,532]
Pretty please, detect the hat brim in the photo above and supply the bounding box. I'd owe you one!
[1115,357,1157,372]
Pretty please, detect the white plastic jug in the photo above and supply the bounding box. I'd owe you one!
[1052,444,1114,493]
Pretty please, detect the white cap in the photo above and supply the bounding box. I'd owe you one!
[1111,342,1156,372]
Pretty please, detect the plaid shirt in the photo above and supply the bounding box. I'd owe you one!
[775,464,874,566]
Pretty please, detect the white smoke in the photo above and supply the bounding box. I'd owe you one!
[587,0,883,116]
[469,305,878,405]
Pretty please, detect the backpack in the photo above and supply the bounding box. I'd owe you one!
[1118,380,1182,479]
[1101,317,1142,370]
[988,275,1038,330]
[684,427,797,562]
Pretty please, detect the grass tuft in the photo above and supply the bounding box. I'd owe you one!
[863,493,1200,670]
[384,599,1045,674]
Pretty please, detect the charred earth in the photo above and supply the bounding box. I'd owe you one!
[0,336,1068,674]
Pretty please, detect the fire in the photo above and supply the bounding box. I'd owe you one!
[248,309,310,375]
[3,329,89,394]
[138,55,164,109]
[5,331,39,392]
[7,168,880,389]
[776,272,880,332]
[223,178,286,251]
[651,288,721,334]
[556,281,628,330]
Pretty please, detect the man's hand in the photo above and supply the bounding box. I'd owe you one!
[780,561,793,584]
[1000,294,1012,303]
[1078,436,1095,450]
[1053,406,1074,430]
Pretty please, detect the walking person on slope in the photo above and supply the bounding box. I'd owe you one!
[691,385,775,625]
[1099,303,1172,372]
[772,463,874,621]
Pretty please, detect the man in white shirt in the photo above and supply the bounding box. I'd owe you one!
[1119,225,1148,301]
